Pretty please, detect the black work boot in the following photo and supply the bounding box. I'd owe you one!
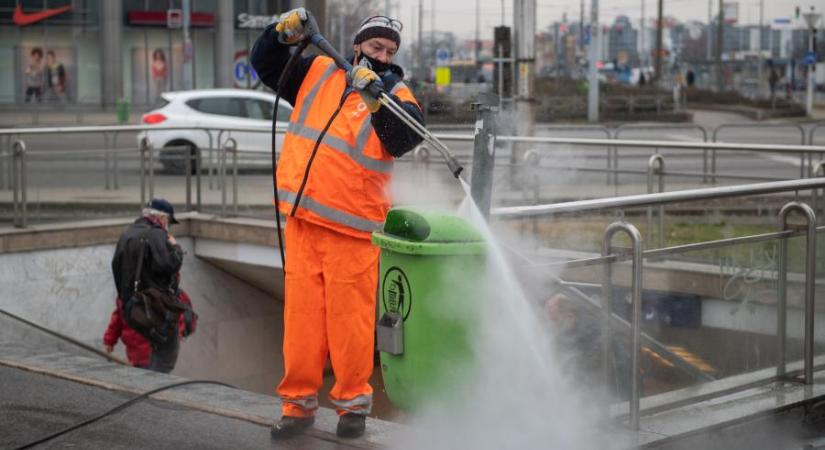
[270,415,315,439]
[336,413,366,438]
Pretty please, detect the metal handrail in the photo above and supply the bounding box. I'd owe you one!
[493,178,825,218]
[713,123,808,180]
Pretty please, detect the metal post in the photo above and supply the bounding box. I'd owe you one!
[602,221,643,430]
[196,146,202,212]
[777,202,817,384]
[113,132,120,190]
[11,141,27,228]
[185,145,192,212]
[140,138,148,207]
[148,141,155,200]
[104,133,111,190]
[470,93,499,220]
[233,144,239,216]
[0,135,7,190]
[812,161,825,221]
[587,0,600,122]
[646,154,665,248]
[221,138,236,216]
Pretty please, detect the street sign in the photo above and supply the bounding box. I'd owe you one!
[435,67,451,86]
[167,9,182,28]
[805,51,817,65]
[435,48,450,67]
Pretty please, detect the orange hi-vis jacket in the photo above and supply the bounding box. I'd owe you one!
[276,56,420,240]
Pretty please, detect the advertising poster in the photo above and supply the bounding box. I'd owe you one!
[132,46,184,105]
[16,45,76,103]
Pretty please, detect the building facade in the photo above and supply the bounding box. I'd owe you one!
[0,0,290,107]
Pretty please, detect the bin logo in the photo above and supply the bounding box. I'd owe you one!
[383,267,412,321]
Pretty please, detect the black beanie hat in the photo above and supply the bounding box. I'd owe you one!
[353,16,401,47]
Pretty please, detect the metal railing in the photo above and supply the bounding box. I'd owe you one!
[492,178,825,429]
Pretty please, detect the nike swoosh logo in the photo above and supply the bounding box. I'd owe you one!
[13,3,73,26]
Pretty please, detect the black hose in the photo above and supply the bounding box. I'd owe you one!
[13,380,235,450]
[271,39,310,269]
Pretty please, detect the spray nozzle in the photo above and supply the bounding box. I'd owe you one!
[447,155,464,179]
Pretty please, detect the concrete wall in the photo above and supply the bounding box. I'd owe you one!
[0,238,284,395]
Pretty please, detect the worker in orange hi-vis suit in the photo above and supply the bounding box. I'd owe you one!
[251,9,424,440]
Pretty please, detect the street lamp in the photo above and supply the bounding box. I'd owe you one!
[803,9,821,117]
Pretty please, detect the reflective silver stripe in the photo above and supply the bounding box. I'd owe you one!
[354,118,374,153]
[287,122,393,174]
[390,81,408,95]
[296,63,338,125]
[282,395,319,411]
[279,189,384,233]
[330,394,372,414]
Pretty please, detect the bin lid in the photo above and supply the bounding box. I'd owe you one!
[372,207,486,255]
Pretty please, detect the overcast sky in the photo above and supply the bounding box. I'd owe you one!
[391,0,825,42]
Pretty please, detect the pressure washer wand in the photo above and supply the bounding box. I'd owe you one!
[304,25,464,179]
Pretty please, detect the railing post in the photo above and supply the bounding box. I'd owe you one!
[185,144,192,212]
[103,132,111,190]
[112,131,120,190]
[812,161,825,222]
[148,139,155,200]
[221,138,237,217]
[233,142,239,216]
[139,137,149,207]
[196,145,202,212]
[12,140,27,228]
[777,202,817,384]
[646,155,666,248]
[602,221,643,430]
[470,93,499,220]
[0,135,7,191]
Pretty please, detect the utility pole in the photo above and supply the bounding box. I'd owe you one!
[716,0,724,92]
[654,0,663,82]
[757,0,764,97]
[418,0,424,79]
[640,0,646,67]
[182,0,193,90]
[587,0,599,122]
[803,9,821,117]
[513,0,537,178]
[475,0,481,65]
[706,0,712,61]
[580,0,585,55]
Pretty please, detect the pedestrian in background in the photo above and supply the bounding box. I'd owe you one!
[104,288,196,370]
[111,198,184,373]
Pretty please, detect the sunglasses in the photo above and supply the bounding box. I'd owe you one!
[360,15,403,32]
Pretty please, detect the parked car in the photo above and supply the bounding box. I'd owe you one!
[137,89,293,173]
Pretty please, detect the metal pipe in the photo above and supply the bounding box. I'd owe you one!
[777,202,818,384]
[470,93,499,219]
[602,221,643,430]
[646,154,665,248]
[112,131,120,190]
[494,178,825,218]
[196,146,202,212]
[139,138,148,207]
[185,144,192,212]
[104,132,111,190]
[148,140,155,200]
[12,140,27,228]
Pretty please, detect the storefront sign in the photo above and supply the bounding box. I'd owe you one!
[13,3,72,26]
[127,11,214,27]
[236,13,277,29]
[233,51,260,89]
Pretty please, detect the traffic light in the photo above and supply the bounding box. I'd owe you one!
[493,26,512,99]
[796,6,801,19]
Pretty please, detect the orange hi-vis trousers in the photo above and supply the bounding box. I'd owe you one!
[278,217,379,417]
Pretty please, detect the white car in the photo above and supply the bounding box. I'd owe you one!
[137,89,293,173]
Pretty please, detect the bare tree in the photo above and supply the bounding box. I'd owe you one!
[326,0,385,54]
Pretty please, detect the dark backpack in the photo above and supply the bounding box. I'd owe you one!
[122,238,190,344]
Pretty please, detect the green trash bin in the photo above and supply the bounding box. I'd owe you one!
[115,98,130,124]
[372,207,487,410]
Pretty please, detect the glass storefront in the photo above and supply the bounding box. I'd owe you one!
[0,0,283,107]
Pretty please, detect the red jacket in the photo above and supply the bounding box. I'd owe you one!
[103,290,195,367]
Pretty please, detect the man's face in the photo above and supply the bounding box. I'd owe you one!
[353,37,398,65]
